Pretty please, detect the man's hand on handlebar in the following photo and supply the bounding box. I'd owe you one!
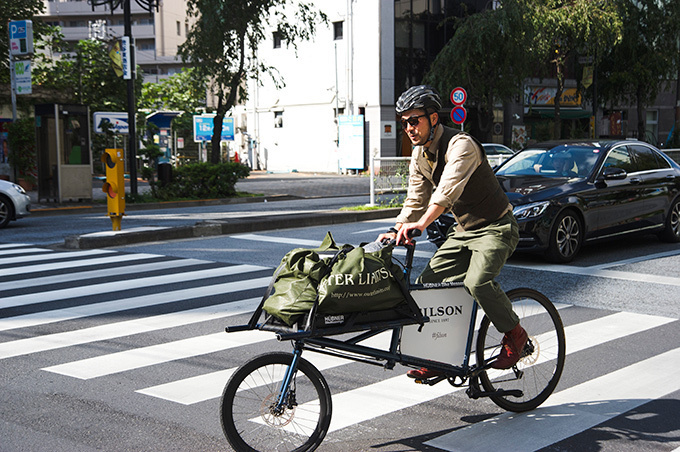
[377,225,422,246]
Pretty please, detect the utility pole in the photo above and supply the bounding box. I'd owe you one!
[89,0,158,196]
[122,0,138,195]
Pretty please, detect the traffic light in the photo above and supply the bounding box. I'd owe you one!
[101,148,125,230]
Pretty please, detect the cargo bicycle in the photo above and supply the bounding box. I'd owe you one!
[220,233,566,452]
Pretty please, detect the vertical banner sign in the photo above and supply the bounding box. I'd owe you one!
[338,115,365,170]
[13,60,32,94]
[121,36,132,80]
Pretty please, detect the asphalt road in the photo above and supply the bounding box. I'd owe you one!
[1,192,679,452]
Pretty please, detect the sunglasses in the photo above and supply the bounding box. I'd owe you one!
[400,114,427,128]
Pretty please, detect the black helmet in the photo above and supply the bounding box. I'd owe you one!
[396,85,442,115]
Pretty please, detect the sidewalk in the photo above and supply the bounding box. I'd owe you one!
[28,170,372,214]
[28,171,400,249]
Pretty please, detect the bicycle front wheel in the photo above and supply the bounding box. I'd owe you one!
[220,352,332,452]
[476,288,566,412]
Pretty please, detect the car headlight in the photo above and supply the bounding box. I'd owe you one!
[513,201,550,220]
[11,183,27,195]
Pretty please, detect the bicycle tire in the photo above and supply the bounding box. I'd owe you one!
[476,288,566,412]
[220,352,332,452]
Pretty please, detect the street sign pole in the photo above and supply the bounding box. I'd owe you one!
[123,0,138,196]
[8,52,17,121]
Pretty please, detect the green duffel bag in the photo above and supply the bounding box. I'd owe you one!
[262,232,408,326]
[317,242,406,314]
[262,232,346,326]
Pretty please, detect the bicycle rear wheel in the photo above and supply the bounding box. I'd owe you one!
[220,352,332,452]
[476,288,566,412]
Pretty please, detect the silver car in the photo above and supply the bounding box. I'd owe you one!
[0,179,31,228]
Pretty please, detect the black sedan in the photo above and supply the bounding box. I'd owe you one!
[427,140,680,263]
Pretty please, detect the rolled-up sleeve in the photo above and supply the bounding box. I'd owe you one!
[396,153,432,224]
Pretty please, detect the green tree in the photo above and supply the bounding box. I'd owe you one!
[179,0,326,163]
[34,38,141,112]
[530,0,622,139]
[598,0,678,143]
[424,1,537,140]
[0,0,45,86]
[139,67,207,113]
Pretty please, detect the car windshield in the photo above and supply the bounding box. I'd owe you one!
[496,145,600,178]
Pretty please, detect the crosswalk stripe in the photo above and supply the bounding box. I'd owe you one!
[0,264,268,310]
[0,276,271,332]
[0,294,265,360]
[0,249,113,266]
[292,311,674,433]
[0,243,33,249]
[0,247,54,256]
[43,331,277,379]
[136,352,350,405]
[425,346,680,452]
[0,252,162,278]
[0,258,209,291]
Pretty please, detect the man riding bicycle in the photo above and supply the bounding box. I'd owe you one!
[380,85,527,376]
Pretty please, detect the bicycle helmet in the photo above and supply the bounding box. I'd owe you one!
[396,85,442,115]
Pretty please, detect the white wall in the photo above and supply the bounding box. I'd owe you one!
[246,0,394,173]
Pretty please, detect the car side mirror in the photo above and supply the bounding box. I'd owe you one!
[600,167,627,180]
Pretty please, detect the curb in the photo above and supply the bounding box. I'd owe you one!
[62,208,401,249]
[30,194,297,217]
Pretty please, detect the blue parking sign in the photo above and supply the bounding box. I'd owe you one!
[193,115,234,142]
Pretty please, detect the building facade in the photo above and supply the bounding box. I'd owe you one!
[40,0,189,83]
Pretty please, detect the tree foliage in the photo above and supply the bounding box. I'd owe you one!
[425,1,537,140]
[530,0,622,138]
[33,34,140,112]
[425,0,622,141]
[139,68,207,113]
[179,0,326,163]
[598,0,678,142]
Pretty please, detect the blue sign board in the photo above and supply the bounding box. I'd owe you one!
[193,115,234,142]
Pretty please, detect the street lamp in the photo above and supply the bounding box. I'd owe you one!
[88,0,159,196]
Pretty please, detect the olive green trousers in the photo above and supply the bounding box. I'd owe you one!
[416,211,520,333]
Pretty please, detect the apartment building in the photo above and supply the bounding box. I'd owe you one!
[40,0,189,83]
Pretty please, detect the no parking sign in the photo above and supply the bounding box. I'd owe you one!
[450,106,467,125]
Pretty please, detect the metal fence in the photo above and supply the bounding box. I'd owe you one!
[368,156,411,206]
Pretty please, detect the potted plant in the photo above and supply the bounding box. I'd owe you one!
[8,117,38,191]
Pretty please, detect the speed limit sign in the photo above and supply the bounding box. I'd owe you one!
[450,87,467,105]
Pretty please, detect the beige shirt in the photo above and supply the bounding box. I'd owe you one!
[396,125,483,226]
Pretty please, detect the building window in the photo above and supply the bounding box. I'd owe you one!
[176,21,181,36]
[185,21,189,36]
[333,21,343,40]
[273,31,282,49]
[138,42,155,51]
[274,111,283,128]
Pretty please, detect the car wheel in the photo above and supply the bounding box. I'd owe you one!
[546,209,582,263]
[658,196,680,243]
[0,195,14,229]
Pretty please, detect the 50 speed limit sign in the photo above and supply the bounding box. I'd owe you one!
[450,87,467,105]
